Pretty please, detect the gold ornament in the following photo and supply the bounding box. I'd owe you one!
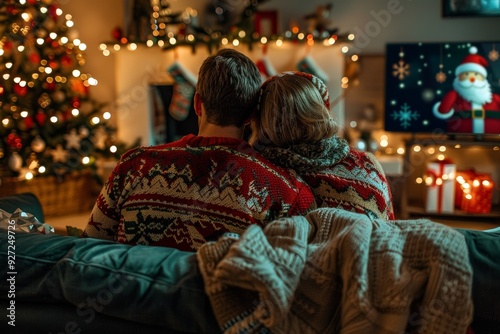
[489,49,499,62]
[31,135,46,152]
[48,144,69,163]
[436,71,447,83]
[26,152,39,170]
[64,129,82,150]
[8,152,23,172]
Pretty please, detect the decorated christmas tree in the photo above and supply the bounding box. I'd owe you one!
[0,0,122,181]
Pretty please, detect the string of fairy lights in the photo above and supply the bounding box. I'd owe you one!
[98,3,358,65]
[100,29,356,55]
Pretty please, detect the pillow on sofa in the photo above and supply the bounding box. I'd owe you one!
[0,231,219,333]
[456,228,500,333]
[0,192,44,224]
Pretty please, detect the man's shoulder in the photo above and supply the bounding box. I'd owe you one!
[115,140,186,167]
[248,152,313,189]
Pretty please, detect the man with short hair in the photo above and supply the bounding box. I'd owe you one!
[83,48,316,251]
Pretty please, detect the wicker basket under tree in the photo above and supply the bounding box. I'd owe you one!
[0,171,102,218]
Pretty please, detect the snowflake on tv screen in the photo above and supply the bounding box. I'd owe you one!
[391,103,420,129]
[393,60,410,80]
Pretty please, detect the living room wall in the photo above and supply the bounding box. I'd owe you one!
[61,0,500,114]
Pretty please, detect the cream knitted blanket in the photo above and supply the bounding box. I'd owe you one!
[197,208,473,334]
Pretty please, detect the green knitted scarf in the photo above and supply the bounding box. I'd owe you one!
[254,136,350,174]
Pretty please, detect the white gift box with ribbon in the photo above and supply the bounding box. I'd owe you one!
[425,159,456,213]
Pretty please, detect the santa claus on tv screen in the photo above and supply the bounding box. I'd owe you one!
[433,46,500,134]
[384,42,500,136]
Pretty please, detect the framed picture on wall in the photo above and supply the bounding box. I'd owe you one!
[443,0,500,17]
[123,0,153,42]
[254,11,278,36]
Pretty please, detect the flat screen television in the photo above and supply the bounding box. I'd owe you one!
[384,41,500,136]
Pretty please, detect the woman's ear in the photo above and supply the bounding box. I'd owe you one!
[243,109,257,125]
[194,92,202,117]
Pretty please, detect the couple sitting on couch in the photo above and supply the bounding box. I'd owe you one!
[1,48,496,333]
[82,48,394,250]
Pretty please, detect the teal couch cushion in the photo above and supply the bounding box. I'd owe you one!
[457,229,500,334]
[0,231,219,333]
[0,192,44,223]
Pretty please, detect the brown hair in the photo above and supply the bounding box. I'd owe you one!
[196,48,262,127]
[250,73,339,148]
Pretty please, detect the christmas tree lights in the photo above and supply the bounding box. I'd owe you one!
[0,0,123,180]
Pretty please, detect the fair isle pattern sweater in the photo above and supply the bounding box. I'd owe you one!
[83,135,316,251]
[254,136,395,220]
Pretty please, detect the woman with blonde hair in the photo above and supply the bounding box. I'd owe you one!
[250,71,395,220]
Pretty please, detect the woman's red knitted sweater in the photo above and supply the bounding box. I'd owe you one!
[254,136,395,221]
[83,135,316,251]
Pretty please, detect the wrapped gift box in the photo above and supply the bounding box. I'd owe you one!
[455,169,474,209]
[425,159,456,213]
[455,169,494,214]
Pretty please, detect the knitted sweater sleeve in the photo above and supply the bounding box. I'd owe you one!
[82,149,138,240]
[365,152,395,220]
[287,180,317,216]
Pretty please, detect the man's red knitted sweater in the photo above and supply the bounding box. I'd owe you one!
[83,135,316,251]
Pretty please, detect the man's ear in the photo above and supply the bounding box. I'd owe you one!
[194,92,202,117]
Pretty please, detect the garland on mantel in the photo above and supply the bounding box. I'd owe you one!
[100,0,356,55]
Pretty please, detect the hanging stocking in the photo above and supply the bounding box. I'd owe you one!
[256,55,277,82]
[296,55,329,84]
[167,61,198,121]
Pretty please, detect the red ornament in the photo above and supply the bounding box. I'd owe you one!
[0,86,4,95]
[36,111,46,125]
[44,81,56,91]
[70,78,89,96]
[71,97,81,108]
[7,133,23,150]
[62,110,71,121]
[6,5,17,15]
[61,54,73,67]
[29,52,41,64]
[3,41,13,53]
[13,84,28,96]
[24,116,34,130]
[112,27,123,41]
[49,60,59,70]
[48,5,59,20]
[27,0,37,4]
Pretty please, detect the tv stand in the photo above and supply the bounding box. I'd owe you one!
[397,135,500,228]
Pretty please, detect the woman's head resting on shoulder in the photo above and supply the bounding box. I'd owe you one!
[249,71,339,148]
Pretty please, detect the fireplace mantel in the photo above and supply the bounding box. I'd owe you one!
[114,44,346,147]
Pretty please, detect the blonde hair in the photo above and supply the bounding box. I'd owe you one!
[250,73,338,148]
